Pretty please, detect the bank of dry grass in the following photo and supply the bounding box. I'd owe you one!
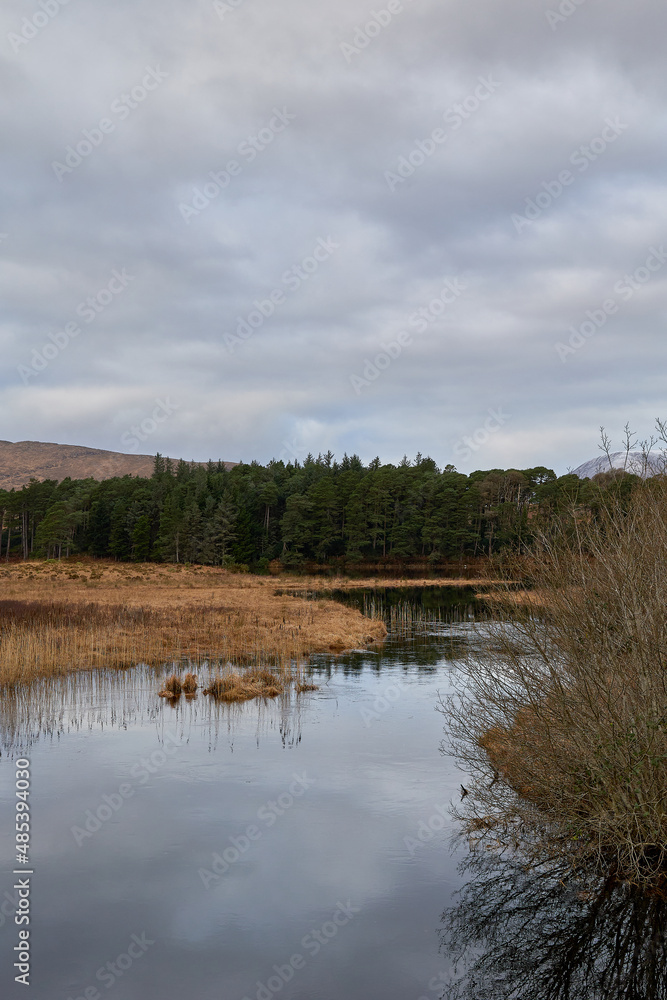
[480,587,550,607]
[0,562,386,688]
[315,575,503,589]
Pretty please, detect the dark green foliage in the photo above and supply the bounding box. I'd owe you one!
[131,515,151,562]
[201,498,236,565]
[0,453,643,567]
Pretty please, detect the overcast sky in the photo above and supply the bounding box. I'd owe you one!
[1,0,665,473]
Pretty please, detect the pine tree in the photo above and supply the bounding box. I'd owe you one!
[201,499,236,565]
[131,515,151,561]
[34,502,81,559]
[309,476,340,560]
[181,501,203,563]
[280,494,312,565]
[88,498,112,556]
[232,508,261,565]
[108,501,131,560]
[344,491,368,560]
[155,492,182,562]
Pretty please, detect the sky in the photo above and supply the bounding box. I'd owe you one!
[1,0,666,474]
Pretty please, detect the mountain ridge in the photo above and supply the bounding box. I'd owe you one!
[0,440,236,491]
[572,451,662,480]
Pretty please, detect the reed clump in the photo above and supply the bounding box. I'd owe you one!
[445,476,667,889]
[204,667,288,702]
[158,674,182,698]
[158,672,199,699]
[181,672,198,694]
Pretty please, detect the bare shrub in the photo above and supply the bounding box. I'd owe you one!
[444,476,667,888]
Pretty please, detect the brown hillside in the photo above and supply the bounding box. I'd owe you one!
[0,440,236,490]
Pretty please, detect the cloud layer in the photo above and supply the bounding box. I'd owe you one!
[1,0,666,472]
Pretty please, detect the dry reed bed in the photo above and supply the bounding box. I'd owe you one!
[0,562,386,687]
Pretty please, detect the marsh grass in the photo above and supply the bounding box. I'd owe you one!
[0,603,316,687]
[0,565,386,688]
[445,477,667,890]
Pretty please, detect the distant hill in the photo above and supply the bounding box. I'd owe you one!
[572,451,663,480]
[0,441,236,491]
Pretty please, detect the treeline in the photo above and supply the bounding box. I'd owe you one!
[0,452,640,569]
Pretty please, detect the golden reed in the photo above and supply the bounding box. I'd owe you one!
[0,561,386,687]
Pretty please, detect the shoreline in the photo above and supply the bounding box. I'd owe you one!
[0,559,511,688]
[0,561,389,688]
[290,575,503,590]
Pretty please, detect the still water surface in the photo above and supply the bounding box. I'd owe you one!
[1,587,665,1000]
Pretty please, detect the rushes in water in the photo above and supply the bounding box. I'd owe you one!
[204,666,285,702]
[158,672,198,699]
[202,666,318,703]
[181,672,198,694]
[158,675,182,699]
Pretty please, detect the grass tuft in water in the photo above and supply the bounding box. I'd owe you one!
[181,672,198,694]
[158,674,182,698]
[204,666,285,702]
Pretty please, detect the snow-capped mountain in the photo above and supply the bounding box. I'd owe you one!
[572,451,663,480]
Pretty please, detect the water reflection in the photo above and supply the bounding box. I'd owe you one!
[440,846,667,1000]
[0,665,308,756]
[3,584,660,997]
[310,586,491,678]
[0,587,485,755]
[0,590,473,1000]
[319,584,489,634]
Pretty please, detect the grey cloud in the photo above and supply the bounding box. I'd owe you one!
[1,0,666,472]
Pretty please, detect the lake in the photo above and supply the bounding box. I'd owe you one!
[1,586,665,1000]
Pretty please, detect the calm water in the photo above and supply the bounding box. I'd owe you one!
[1,587,665,1000]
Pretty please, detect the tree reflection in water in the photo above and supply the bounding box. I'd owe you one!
[439,845,667,1000]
